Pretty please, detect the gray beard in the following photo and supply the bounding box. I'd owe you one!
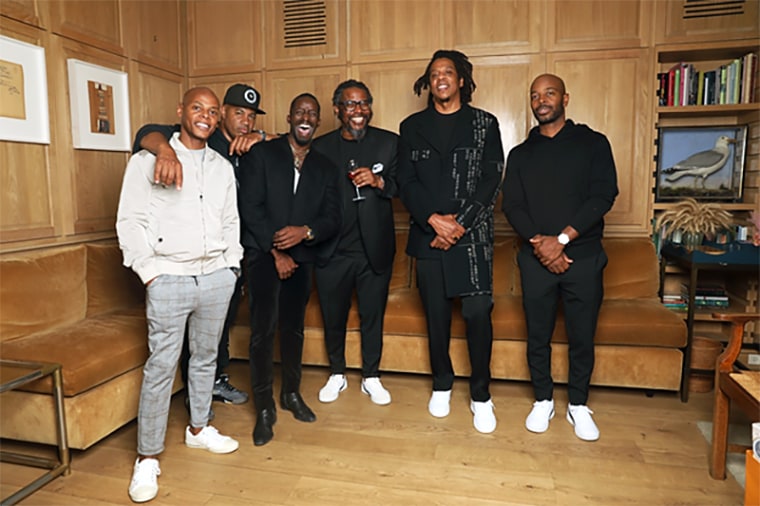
[347,126,368,141]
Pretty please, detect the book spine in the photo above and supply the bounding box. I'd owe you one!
[719,65,727,104]
[667,65,677,106]
[696,70,705,106]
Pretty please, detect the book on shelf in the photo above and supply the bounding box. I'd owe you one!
[656,52,758,107]
[680,282,728,297]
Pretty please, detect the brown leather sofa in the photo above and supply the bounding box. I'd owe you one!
[229,231,687,392]
[0,232,685,450]
[0,243,180,450]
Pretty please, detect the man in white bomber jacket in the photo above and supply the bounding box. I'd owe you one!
[116,87,243,504]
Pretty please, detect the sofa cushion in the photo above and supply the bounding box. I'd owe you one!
[0,314,148,396]
[86,243,145,317]
[602,238,660,299]
[0,245,87,342]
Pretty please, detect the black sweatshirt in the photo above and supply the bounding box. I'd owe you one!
[502,120,619,258]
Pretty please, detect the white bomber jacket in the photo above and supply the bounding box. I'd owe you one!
[116,132,243,284]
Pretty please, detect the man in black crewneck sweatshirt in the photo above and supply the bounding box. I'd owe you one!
[502,74,618,442]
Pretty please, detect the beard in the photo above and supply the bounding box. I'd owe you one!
[346,124,368,141]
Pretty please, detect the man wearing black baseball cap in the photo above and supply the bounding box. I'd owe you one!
[130,83,274,412]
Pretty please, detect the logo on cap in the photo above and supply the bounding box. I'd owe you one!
[244,88,257,105]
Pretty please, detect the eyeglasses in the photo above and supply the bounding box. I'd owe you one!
[340,100,372,111]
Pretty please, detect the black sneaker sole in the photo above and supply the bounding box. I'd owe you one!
[212,394,248,405]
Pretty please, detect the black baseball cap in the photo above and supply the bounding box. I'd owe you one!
[223,84,266,115]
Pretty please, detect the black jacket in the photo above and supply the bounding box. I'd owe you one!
[237,136,342,266]
[312,127,399,274]
[398,104,504,296]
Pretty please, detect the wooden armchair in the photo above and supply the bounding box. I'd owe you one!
[709,313,760,480]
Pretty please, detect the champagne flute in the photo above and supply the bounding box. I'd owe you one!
[348,159,365,202]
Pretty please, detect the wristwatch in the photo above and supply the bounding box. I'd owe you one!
[304,225,314,241]
[557,233,570,245]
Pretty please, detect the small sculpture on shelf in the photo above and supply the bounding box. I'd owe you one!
[655,198,735,250]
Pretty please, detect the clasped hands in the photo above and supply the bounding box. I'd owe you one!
[428,213,465,251]
[529,234,573,274]
[270,226,309,279]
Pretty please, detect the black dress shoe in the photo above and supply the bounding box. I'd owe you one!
[280,392,316,422]
[252,407,276,446]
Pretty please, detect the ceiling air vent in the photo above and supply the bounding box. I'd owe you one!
[283,0,327,48]
[683,0,746,19]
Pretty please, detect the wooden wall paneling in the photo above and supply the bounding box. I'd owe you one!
[265,0,345,69]
[548,49,653,236]
[655,0,760,45]
[188,73,268,132]
[443,0,542,56]
[469,55,546,159]
[0,0,46,29]
[264,67,347,137]
[49,0,124,56]
[349,0,443,63]
[350,61,430,135]
[186,1,262,76]
[0,19,54,244]
[546,0,652,51]
[125,0,184,75]
[56,37,129,237]
[468,55,545,233]
[129,61,185,137]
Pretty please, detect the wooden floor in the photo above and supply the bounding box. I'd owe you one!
[1,361,746,505]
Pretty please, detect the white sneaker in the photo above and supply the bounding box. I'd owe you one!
[361,377,391,405]
[319,374,347,403]
[470,399,497,434]
[428,390,452,418]
[184,425,239,454]
[128,457,160,503]
[566,404,600,441]
[525,399,555,433]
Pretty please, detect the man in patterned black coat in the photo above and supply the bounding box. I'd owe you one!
[397,50,504,434]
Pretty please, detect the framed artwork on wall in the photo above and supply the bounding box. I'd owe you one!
[655,125,747,202]
[0,35,50,144]
[67,59,130,151]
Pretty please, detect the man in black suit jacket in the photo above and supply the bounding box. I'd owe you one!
[237,93,342,446]
[311,80,399,406]
[398,50,504,434]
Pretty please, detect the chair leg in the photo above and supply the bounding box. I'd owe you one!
[709,382,729,480]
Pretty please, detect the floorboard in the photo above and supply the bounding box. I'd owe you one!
[1,361,745,505]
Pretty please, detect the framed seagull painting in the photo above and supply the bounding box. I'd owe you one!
[655,125,747,202]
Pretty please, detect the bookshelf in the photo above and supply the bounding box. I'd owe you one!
[653,39,759,401]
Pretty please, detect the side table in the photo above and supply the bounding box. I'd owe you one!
[659,242,759,402]
[0,359,70,505]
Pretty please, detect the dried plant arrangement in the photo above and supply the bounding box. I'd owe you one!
[655,198,735,244]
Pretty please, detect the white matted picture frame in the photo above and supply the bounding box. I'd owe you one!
[0,35,50,144]
[67,59,130,151]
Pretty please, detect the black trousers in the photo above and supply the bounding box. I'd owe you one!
[517,248,607,405]
[416,258,493,402]
[179,270,243,386]
[315,254,391,378]
[246,250,312,411]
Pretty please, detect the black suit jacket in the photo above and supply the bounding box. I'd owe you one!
[312,127,399,273]
[398,104,504,259]
[237,136,342,266]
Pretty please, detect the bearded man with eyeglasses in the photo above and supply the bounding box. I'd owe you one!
[310,80,400,406]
